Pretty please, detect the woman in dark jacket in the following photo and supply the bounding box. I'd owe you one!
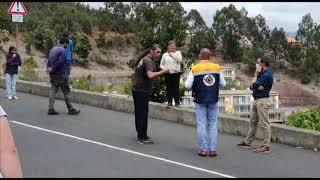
[5,46,21,100]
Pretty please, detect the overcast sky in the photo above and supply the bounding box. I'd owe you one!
[83,2,320,34]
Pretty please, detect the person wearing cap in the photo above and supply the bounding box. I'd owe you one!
[185,48,226,157]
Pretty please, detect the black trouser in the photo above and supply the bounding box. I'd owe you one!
[132,91,150,140]
[49,74,73,111]
[165,73,181,105]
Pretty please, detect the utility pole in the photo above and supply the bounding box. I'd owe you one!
[16,2,20,53]
[16,23,19,53]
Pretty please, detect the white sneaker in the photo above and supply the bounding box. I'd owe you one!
[13,96,19,100]
[8,96,13,100]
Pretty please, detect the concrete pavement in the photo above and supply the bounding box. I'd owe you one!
[1,89,320,178]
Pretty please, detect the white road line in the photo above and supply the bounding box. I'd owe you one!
[11,120,236,178]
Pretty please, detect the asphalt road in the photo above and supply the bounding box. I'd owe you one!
[1,89,319,178]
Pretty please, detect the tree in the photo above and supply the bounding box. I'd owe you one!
[212,4,248,62]
[186,9,216,66]
[269,27,287,70]
[0,3,12,32]
[242,14,270,70]
[0,29,10,44]
[297,13,315,47]
[72,32,92,66]
[128,2,188,103]
[105,2,132,33]
[285,44,303,71]
[95,32,106,49]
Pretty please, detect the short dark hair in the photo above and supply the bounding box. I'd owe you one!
[260,57,270,67]
[60,38,69,45]
[8,46,16,53]
[62,32,69,38]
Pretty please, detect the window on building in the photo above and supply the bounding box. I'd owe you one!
[269,114,275,120]
[219,97,225,104]
[234,96,251,104]
[236,106,250,113]
[219,107,225,113]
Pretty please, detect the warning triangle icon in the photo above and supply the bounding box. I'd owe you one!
[8,2,29,15]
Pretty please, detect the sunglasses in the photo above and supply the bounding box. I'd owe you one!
[155,51,161,54]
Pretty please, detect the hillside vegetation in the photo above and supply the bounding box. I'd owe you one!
[1,2,320,103]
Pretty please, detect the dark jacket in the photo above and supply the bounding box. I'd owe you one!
[5,53,22,74]
[252,69,273,99]
[191,61,222,104]
[47,46,67,75]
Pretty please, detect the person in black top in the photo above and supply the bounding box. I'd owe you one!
[5,46,21,100]
[132,44,169,144]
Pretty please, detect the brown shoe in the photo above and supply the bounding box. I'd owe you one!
[237,140,251,149]
[209,151,218,157]
[254,145,271,153]
[197,151,207,157]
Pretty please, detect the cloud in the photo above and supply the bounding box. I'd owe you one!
[84,2,320,33]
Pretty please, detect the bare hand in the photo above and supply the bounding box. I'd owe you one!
[258,85,265,91]
[46,68,53,74]
[164,64,172,73]
[164,67,170,73]
[12,53,17,58]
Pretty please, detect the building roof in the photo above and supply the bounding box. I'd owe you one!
[286,37,302,44]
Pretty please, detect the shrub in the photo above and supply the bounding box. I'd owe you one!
[123,78,133,96]
[89,53,115,68]
[315,79,320,86]
[114,35,127,49]
[106,39,114,49]
[20,66,40,82]
[23,56,38,68]
[286,107,320,131]
[300,74,311,84]
[72,75,91,91]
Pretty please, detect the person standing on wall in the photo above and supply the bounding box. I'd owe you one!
[160,40,183,107]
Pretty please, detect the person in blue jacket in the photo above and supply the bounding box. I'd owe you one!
[57,32,74,79]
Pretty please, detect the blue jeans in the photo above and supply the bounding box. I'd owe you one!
[194,102,219,152]
[5,73,17,97]
[65,61,71,77]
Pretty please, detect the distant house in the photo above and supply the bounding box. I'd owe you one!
[286,37,302,46]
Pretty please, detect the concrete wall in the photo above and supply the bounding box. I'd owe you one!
[1,77,319,151]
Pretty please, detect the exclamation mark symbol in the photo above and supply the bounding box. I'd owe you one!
[17,2,19,12]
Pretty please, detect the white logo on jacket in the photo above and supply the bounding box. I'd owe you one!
[203,74,215,86]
